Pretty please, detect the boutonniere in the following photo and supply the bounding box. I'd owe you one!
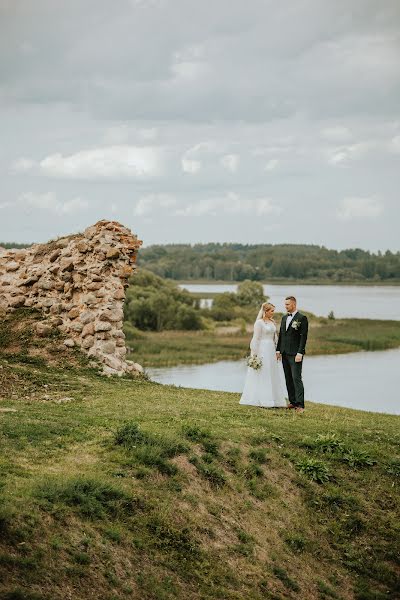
[291,320,301,330]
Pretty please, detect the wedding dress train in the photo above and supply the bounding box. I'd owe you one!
[240,320,287,408]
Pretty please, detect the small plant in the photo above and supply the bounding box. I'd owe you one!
[296,458,332,484]
[285,533,307,553]
[189,456,226,488]
[302,433,344,454]
[340,449,376,468]
[272,565,300,592]
[328,310,335,320]
[248,448,269,464]
[385,458,400,477]
[182,424,212,443]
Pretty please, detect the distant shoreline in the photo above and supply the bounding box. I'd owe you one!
[175,278,400,288]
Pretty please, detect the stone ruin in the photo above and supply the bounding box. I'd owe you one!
[0,220,143,376]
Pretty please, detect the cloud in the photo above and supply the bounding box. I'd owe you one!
[181,157,202,174]
[175,193,282,217]
[337,197,384,220]
[320,126,352,143]
[327,142,373,165]
[264,159,279,171]
[18,192,88,215]
[13,146,163,180]
[133,193,177,216]
[220,154,239,172]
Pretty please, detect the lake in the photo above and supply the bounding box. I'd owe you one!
[148,348,400,415]
[180,283,400,320]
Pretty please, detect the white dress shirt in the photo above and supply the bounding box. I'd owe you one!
[285,311,298,330]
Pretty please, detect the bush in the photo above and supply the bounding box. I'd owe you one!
[236,280,266,307]
[296,458,332,484]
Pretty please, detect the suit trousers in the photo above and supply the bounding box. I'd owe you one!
[282,353,305,408]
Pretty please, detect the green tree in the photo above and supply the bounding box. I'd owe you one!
[236,280,266,307]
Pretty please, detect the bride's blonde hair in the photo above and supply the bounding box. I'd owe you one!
[262,302,275,319]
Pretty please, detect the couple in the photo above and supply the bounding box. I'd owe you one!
[240,296,308,412]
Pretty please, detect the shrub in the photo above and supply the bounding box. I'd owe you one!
[36,477,140,519]
[340,449,376,468]
[296,458,332,484]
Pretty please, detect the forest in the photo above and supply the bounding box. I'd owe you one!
[137,243,400,282]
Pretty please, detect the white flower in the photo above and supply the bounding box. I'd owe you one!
[247,355,263,370]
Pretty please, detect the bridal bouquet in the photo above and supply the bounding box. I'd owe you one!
[247,355,263,370]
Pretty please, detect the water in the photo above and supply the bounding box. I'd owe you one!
[148,348,400,415]
[181,283,400,320]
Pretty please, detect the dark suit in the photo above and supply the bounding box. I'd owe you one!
[276,312,308,408]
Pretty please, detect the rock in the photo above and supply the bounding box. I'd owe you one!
[9,296,25,308]
[106,247,120,259]
[60,259,74,272]
[101,341,116,354]
[133,362,144,373]
[80,311,95,325]
[82,322,95,337]
[113,287,125,300]
[68,307,80,319]
[119,265,133,279]
[0,220,142,376]
[36,322,52,337]
[6,262,20,272]
[94,321,112,332]
[38,278,54,290]
[86,282,102,291]
[49,249,61,263]
[76,241,89,253]
[83,293,97,305]
[82,335,94,349]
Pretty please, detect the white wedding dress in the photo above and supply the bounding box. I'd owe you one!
[240,319,287,408]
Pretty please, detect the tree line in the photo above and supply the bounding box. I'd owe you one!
[137,243,400,282]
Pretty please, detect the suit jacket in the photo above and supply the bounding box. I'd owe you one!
[276,312,308,356]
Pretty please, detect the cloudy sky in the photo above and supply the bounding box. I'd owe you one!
[1,0,399,250]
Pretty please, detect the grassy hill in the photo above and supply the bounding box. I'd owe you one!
[0,311,399,600]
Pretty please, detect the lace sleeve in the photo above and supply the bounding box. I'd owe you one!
[250,320,263,356]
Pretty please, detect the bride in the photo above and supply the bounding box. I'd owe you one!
[240,302,287,408]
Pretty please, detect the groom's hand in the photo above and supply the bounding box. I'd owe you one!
[295,353,303,363]
[276,352,281,361]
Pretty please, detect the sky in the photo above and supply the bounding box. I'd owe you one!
[0,0,399,251]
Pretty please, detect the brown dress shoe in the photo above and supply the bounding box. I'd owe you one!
[287,403,296,409]
[295,407,305,413]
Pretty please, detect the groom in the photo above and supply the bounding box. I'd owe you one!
[276,296,308,412]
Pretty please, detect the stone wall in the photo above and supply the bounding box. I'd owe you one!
[0,220,143,376]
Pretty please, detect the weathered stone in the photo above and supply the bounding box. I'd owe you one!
[38,278,54,290]
[6,262,19,272]
[82,293,97,305]
[36,322,52,337]
[82,322,95,337]
[68,307,80,319]
[101,341,116,354]
[60,259,74,272]
[49,249,61,263]
[113,287,125,300]
[76,241,89,253]
[94,321,112,332]
[64,338,75,347]
[81,335,94,349]
[119,265,133,279]
[106,247,120,259]
[9,296,25,307]
[86,282,102,291]
[80,311,95,325]
[0,220,141,376]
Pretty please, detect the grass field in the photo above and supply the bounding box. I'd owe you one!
[0,310,399,599]
[0,355,399,600]
[125,317,400,368]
